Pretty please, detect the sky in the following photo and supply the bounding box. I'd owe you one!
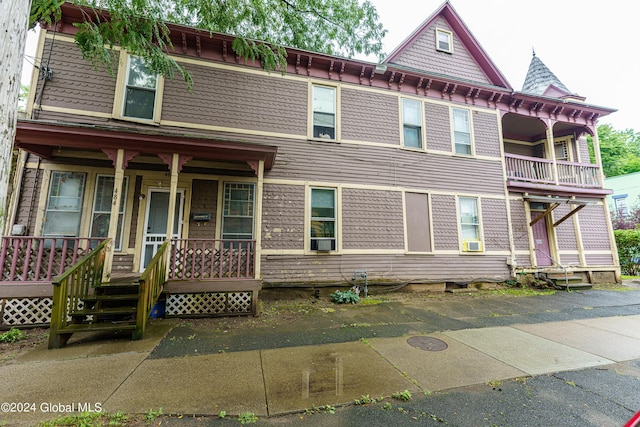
[22,0,638,131]
[365,0,639,131]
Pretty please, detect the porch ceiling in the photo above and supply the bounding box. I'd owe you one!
[15,120,277,170]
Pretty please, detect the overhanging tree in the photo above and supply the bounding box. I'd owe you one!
[0,0,386,231]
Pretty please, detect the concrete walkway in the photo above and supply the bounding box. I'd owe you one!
[2,287,640,426]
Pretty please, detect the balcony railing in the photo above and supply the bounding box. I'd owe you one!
[169,239,256,280]
[505,154,601,188]
[0,237,104,283]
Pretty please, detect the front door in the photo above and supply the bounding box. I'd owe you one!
[141,189,184,270]
[531,210,552,266]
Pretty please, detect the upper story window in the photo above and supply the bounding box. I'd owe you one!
[113,53,164,123]
[436,28,453,53]
[554,140,569,161]
[452,107,472,155]
[402,98,423,149]
[312,85,336,140]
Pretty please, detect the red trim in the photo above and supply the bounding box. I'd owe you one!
[15,121,277,170]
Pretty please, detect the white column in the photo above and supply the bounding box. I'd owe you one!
[166,153,179,242]
[102,148,125,282]
[254,160,265,278]
[546,119,558,184]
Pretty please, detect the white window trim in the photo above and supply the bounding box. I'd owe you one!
[305,185,341,254]
[457,196,484,253]
[400,97,425,150]
[42,171,87,238]
[435,28,453,53]
[221,182,256,241]
[112,51,165,124]
[308,82,340,142]
[451,107,474,156]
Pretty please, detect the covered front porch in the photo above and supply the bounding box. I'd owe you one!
[1,120,276,331]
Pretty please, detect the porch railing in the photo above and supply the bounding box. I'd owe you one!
[48,239,109,349]
[169,239,256,280]
[0,236,103,283]
[505,154,601,188]
[134,240,169,340]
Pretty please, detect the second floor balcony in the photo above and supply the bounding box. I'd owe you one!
[504,153,609,196]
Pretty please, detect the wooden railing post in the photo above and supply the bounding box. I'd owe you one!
[135,240,169,340]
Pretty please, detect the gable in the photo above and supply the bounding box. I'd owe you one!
[384,2,510,89]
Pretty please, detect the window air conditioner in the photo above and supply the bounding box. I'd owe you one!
[316,239,333,252]
[464,240,482,252]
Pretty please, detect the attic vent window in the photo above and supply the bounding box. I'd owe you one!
[436,28,453,53]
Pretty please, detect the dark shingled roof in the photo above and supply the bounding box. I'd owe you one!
[521,53,572,96]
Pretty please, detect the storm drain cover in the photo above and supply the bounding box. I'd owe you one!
[407,336,448,351]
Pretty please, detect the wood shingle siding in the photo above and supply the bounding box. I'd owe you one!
[481,199,510,250]
[341,188,404,250]
[390,17,492,85]
[340,89,400,144]
[261,184,305,250]
[579,205,612,251]
[431,195,459,250]
[161,64,308,135]
[37,40,117,114]
[554,205,578,250]
[509,200,530,251]
[188,180,218,239]
[424,103,452,151]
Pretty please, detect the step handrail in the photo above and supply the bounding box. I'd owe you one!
[134,240,169,340]
[48,239,111,349]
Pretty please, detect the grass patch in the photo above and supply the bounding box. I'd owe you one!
[485,288,556,297]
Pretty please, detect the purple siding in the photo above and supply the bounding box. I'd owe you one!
[431,195,458,250]
[577,135,591,164]
[12,167,41,236]
[585,254,614,265]
[261,184,305,250]
[579,204,611,251]
[260,254,510,285]
[481,199,509,250]
[425,103,451,151]
[342,189,404,250]
[36,40,117,115]
[188,180,218,239]
[161,63,308,135]
[509,199,529,251]
[265,139,505,194]
[391,17,491,85]
[473,111,501,157]
[554,205,578,250]
[560,254,580,266]
[504,142,534,157]
[341,89,400,144]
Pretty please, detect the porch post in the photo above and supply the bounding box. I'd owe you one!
[102,148,125,282]
[165,153,180,243]
[591,127,605,187]
[254,159,265,278]
[545,119,558,184]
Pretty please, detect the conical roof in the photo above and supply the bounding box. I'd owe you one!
[521,52,572,96]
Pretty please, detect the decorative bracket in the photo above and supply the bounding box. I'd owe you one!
[158,153,192,173]
[102,149,139,169]
[246,160,260,176]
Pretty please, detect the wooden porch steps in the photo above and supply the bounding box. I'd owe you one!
[52,281,140,347]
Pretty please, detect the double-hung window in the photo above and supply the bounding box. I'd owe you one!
[436,28,453,53]
[43,172,86,238]
[402,98,423,149]
[222,183,255,241]
[90,175,128,251]
[453,108,472,155]
[310,187,336,251]
[459,197,481,251]
[123,56,158,120]
[312,85,336,140]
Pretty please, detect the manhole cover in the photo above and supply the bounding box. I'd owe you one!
[407,336,448,351]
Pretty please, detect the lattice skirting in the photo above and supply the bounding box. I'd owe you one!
[166,292,253,316]
[0,298,89,328]
[1,297,53,327]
